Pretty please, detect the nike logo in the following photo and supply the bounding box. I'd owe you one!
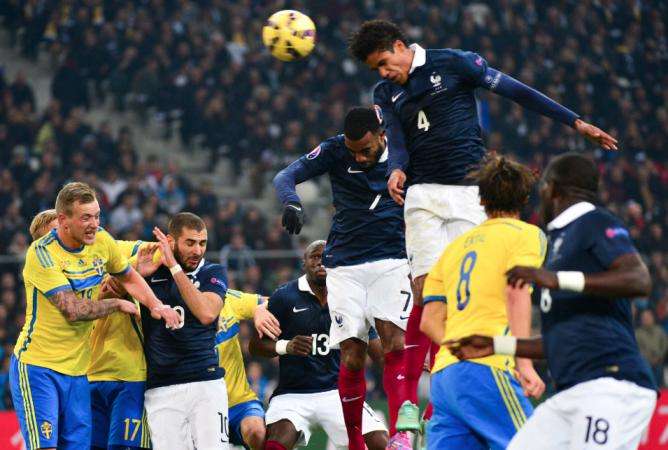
[391,92,404,102]
[151,278,168,283]
[347,167,364,174]
[342,396,362,403]
[399,315,410,320]
[293,307,309,313]
[287,204,302,211]
[396,374,405,380]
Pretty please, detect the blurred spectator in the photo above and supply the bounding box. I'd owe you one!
[220,232,257,274]
[636,309,668,388]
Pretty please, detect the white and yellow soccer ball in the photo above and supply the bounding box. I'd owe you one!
[262,10,316,62]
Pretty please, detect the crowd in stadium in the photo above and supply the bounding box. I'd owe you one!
[0,0,667,415]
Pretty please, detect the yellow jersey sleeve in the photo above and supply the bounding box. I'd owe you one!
[224,289,260,321]
[506,226,547,270]
[423,254,447,304]
[23,244,72,297]
[99,229,131,275]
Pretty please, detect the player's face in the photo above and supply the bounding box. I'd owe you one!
[304,245,326,286]
[61,200,101,246]
[173,227,207,272]
[365,40,412,85]
[345,131,386,169]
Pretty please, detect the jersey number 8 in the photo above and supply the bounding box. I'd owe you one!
[417,110,430,132]
[456,251,477,310]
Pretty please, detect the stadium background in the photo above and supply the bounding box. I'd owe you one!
[0,0,666,448]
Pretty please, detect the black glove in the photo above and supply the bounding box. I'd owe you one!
[282,202,304,235]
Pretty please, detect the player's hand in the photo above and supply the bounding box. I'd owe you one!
[254,303,281,340]
[445,335,494,360]
[287,335,313,356]
[574,119,618,151]
[506,266,558,290]
[516,359,545,399]
[136,243,161,277]
[99,276,127,299]
[153,227,178,268]
[282,202,304,235]
[151,304,182,329]
[387,169,406,205]
[117,299,140,319]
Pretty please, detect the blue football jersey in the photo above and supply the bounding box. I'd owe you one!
[267,276,377,397]
[141,260,227,389]
[274,134,406,267]
[541,202,656,392]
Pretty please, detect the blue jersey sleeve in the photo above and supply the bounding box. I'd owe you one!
[267,286,290,327]
[198,264,228,300]
[273,140,338,205]
[589,214,637,268]
[451,50,489,85]
[373,83,408,174]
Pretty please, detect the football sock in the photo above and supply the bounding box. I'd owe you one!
[405,304,431,404]
[383,348,408,435]
[338,364,366,450]
[264,440,287,450]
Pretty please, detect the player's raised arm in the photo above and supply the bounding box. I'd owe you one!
[152,226,225,325]
[466,53,618,150]
[225,289,281,340]
[48,289,139,321]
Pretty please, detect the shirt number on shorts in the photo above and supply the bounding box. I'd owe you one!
[218,412,230,442]
[311,333,330,355]
[123,418,141,441]
[417,110,430,132]
[585,416,609,445]
[456,251,477,310]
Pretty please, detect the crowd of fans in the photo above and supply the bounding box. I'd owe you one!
[0,0,667,409]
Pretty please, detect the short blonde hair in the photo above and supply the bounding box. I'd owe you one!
[55,182,97,216]
[29,209,58,240]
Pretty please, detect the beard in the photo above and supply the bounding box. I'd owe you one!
[539,201,555,226]
[174,246,201,272]
[310,273,327,286]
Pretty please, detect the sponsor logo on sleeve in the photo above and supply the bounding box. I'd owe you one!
[605,227,629,239]
[306,145,322,160]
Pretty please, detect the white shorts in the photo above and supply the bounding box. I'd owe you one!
[404,184,486,278]
[326,258,412,347]
[508,377,656,450]
[265,389,386,448]
[144,378,230,450]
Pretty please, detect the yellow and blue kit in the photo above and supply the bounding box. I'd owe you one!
[89,239,150,449]
[10,228,130,449]
[216,289,266,446]
[423,218,546,450]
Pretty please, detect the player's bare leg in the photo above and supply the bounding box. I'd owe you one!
[264,419,299,450]
[364,430,389,450]
[399,275,428,432]
[338,337,368,450]
[240,416,265,450]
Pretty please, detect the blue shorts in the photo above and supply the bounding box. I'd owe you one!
[228,399,265,447]
[9,355,91,449]
[91,380,150,448]
[428,361,533,450]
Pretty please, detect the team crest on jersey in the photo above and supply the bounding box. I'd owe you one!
[92,257,104,276]
[430,72,446,94]
[334,314,344,328]
[40,421,53,439]
[306,145,321,160]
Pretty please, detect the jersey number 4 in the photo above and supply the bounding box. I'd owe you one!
[417,110,430,132]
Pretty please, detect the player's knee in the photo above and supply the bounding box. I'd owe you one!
[364,430,389,450]
[340,339,367,371]
[412,275,426,306]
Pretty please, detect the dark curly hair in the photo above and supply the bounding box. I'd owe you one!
[543,152,599,202]
[348,20,408,62]
[470,155,537,215]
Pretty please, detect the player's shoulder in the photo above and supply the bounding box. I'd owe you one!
[27,230,59,266]
[427,48,482,69]
[199,261,227,280]
[94,226,117,247]
[372,80,396,101]
[306,135,346,161]
[270,279,300,304]
[116,240,143,258]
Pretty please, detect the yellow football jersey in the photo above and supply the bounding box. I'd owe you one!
[216,289,261,407]
[15,228,130,376]
[424,218,546,374]
[88,240,146,382]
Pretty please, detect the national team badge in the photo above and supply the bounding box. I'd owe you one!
[40,421,53,439]
[92,257,105,276]
[306,145,321,160]
[334,314,344,328]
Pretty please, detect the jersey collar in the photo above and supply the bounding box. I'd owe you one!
[409,43,426,74]
[379,139,389,163]
[298,275,315,295]
[547,201,596,231]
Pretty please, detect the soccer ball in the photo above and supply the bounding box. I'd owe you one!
[262,10,316,62]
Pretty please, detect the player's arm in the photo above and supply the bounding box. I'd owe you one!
[47,289,139,321]
[272,141,336,234]
[463,52,617,150]
[446,335,545,360]
[152,227,225,325]
[367,327,384,368]
[249,332,313,358]
[419,261,448,344]
[373,84,409,205]
[226,289,281,339]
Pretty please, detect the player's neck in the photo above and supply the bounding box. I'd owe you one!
[56,227,84,250]
[308,279,327,305]
[486,211,520,220]
[554,197,588,218]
